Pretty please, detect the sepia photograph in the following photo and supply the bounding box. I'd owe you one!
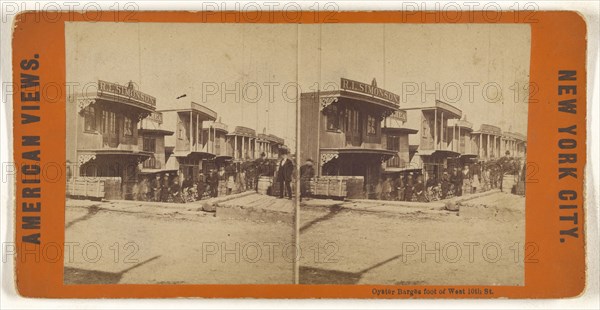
[64,23,300,284]
[63,22,529,286]
[296,24,529,285]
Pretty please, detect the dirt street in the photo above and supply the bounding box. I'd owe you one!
[64,190,524,286]
[64,200,295,284]
[299,191,525,285]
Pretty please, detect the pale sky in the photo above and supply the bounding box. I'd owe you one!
[298,23,530,134]
[66,22,530,148]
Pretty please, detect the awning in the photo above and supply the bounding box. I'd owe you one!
[77,149,152,165]
[383,167,422,173]
[79,149,152,157]
[139,168,178,175]
[173,151,215,159]
[215,155,233,162]
[334,148,397,157]
[381,127,418,135]
[417,149,461,157]
[138,128,174,136]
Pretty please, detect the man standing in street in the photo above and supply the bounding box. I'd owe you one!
[450,167,463,197]
[497,150,512,192]
[254,152,267,191]
[299,158,315,200]
[150,174,161,202]
[276,150,294,199]
[209,168,219,198]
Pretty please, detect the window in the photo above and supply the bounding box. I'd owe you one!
[143,137,156,152]
[326,105,340,131]
[387,135,400,151]
[102,110,116,134]
[83,106,96,132]
[367,114,377,135]
[123,116,134,136]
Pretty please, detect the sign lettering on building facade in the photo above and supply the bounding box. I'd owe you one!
[340,78,400,105]
[98,80,157,107]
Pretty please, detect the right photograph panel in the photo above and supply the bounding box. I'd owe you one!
[297,24,530,286]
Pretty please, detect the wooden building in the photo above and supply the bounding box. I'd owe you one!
[226,126,257,162]
[137,111,174,175]
[501,131,527,159]
[381,110,419,174]
[404,100,463,182]
[471,124,503,161]
[447,116,477,167]
[299,78,400,196]
[257,131,285,159]
[200,119,230,171]
[66,80,157,199]
[159,101,217,181]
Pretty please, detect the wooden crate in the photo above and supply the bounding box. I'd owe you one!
[310,177,348,198]
[67,177,106,199]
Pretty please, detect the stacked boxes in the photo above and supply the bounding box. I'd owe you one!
[309,176,361,199]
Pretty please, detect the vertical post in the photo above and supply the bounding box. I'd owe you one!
[234,135,238,160]
[209,126,212,153]
[487,134,490,159]
[196,114,200,151]
[242,136,246,160]
[433,110,437,149]
[458,126,461,153]
[479,134,482,157]
[496,136,499,156]
[452,124,455,152]
[455,124,458,152]
[440,111,446,150]
[189,111,193,152]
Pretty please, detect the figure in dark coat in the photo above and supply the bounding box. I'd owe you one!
[450,167,463,196]
[196,173,206,199]
[299,159,315,199]
[159,174,170,202]
[276,153,294,199]
[440,171,450,199]
[404,174,414,201]
[150,174,161,202]
[254,152,267,190]
[414,176,426,202]
[209,169,219,197]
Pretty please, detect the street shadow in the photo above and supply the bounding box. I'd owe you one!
[300,254,402,284]
[299,204,344,233]
[65,204,101,229]
[64,255,160,284]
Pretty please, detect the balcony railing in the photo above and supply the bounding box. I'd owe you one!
[142,156,161,169]
[386,155,402,168]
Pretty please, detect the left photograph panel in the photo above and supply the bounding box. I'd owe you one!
[63,22,298,284]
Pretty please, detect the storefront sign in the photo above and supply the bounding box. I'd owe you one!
[147,111,163,124]
[341,78,400,105]
[392,110,407,122]
[97,80,157,107]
